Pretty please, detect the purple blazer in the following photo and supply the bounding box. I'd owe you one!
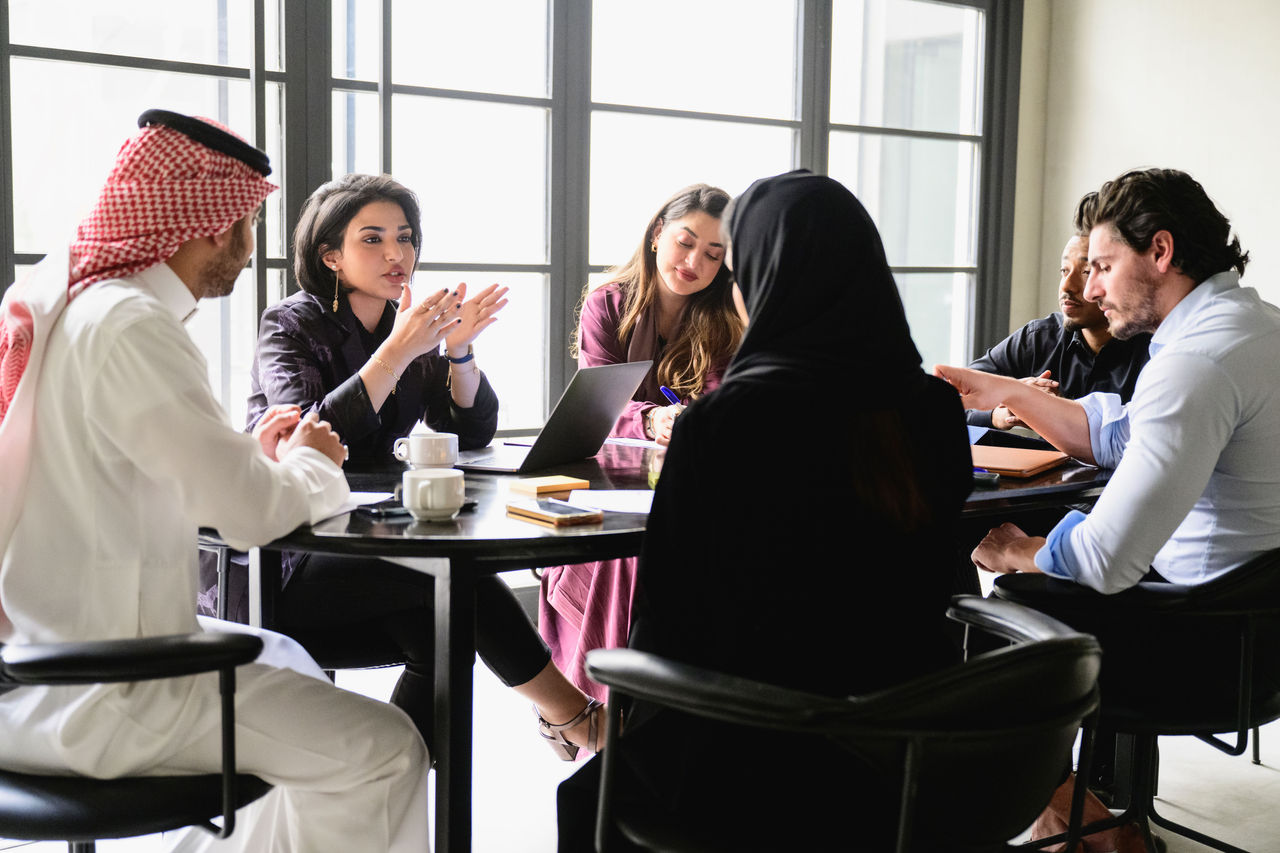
[246,290,498,468]
[577,282,727,439]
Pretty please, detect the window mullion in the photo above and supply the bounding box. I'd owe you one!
[797,0,833,173]
[548,0,591,410]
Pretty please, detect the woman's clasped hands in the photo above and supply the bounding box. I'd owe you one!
[446,282,509,355]
[389,281,509,361]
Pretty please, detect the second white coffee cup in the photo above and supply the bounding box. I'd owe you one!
[402,468,466,521]
[393,430,458,468]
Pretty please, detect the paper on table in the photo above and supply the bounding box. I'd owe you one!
[318,491,395,523]
[352,491,395,505]
[604,436,661,449]
[564,489,654,514]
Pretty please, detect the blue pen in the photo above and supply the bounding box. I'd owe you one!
[659,386,682,407]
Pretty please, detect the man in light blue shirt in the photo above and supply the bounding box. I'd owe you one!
[937,168,1280,594]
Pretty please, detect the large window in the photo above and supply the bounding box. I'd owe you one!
[1,0,1020,431]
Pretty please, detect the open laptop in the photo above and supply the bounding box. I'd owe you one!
[456,360,653,474]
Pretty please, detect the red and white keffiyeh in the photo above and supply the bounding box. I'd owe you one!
[0,116,276,634]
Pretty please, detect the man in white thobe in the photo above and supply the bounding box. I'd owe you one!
[0,109,430,851]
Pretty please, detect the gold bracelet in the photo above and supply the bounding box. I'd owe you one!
[369,355,400,394]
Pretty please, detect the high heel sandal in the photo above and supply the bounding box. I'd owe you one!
[537,698,603,761]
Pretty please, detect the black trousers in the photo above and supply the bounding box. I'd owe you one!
[199,549,551,745]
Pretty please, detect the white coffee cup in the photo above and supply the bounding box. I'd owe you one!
[394,430,458,468]
[402,468,466,521]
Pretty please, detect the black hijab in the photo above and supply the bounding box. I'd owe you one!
[725,170,924,396]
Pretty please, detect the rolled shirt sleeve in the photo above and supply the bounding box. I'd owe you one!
[1033,355,1237,593]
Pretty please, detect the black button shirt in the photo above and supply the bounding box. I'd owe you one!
[966,312,1151,427]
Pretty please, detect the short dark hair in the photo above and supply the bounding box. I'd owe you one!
[292,173,422,297]
[1074,168,1248,283]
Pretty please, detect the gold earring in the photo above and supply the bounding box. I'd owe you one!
[331,267,340,312]
[650,241,658,252]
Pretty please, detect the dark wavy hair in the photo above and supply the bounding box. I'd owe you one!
[292,173,423,297]
[1073,168,1248,284]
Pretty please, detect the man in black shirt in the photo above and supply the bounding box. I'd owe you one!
[967,233,1150,428]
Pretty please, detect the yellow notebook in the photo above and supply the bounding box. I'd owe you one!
[509,475,591,496]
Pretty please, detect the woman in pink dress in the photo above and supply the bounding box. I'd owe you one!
[538,183,745,703]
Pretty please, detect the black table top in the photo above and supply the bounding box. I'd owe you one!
[263,441,661,569]
[963,460,1110,518]
[213,441,1110,562]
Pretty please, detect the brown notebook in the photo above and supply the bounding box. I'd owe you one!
[971,445,1070,478]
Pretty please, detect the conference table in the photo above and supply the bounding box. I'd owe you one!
[246,441,653,853]
[240,441,1109,853]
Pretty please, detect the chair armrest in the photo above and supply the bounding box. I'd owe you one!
[948,595,1082,643]
[1,632,263,686]
[585,648,849,732]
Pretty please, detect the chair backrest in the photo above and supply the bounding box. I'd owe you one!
[588,598,1101,852]
[0,633,271,850]
[995,546,1280,734]
[832,631,1100,849]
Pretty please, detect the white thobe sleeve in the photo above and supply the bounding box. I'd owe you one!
[86,307,349,551]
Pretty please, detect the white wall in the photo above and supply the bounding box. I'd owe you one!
[1011,0,1280,326]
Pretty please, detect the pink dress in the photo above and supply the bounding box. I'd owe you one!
[539,283,726,701]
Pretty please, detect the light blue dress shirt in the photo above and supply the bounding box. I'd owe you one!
[1034,271,1280,593]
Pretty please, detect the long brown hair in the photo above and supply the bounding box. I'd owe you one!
[574,183,743,398]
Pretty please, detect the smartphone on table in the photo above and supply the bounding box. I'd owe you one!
[506,497,604,526]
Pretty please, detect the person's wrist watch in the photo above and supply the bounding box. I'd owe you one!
[643,407,656,439]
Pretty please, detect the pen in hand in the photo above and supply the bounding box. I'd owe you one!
[659,385,684,409]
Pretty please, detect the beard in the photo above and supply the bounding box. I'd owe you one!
[1108,277,1162,340]
[199,224,250,299]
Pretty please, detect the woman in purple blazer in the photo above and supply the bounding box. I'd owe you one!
[204,174,602,759]
[539,184,745,704]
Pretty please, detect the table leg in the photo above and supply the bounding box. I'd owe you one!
[247,547,281,629]
[433,559,476,853]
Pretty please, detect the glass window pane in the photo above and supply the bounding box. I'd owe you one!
[332,90,383,178]
[830,0,984,135]
[592,0,798,120]
[391,96,548,265]
[10,59,252,254]
[827,130,977,268]
[896,272,971,370]
[412,272,547,432]
[9,0,256,67]
[391,0,549,98]
[265,1,284,72]
[332,0,382,80]
[265,267,289,306]
[186,265,261,428]
[589,113,795,268]
[264,83,287,258]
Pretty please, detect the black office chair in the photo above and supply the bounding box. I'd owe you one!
[0,632,273,852]
[584,596,1102,853]
[196,535,405,678]
[995,545,1280,853]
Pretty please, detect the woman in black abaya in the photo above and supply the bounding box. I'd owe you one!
[556,171,974,851]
